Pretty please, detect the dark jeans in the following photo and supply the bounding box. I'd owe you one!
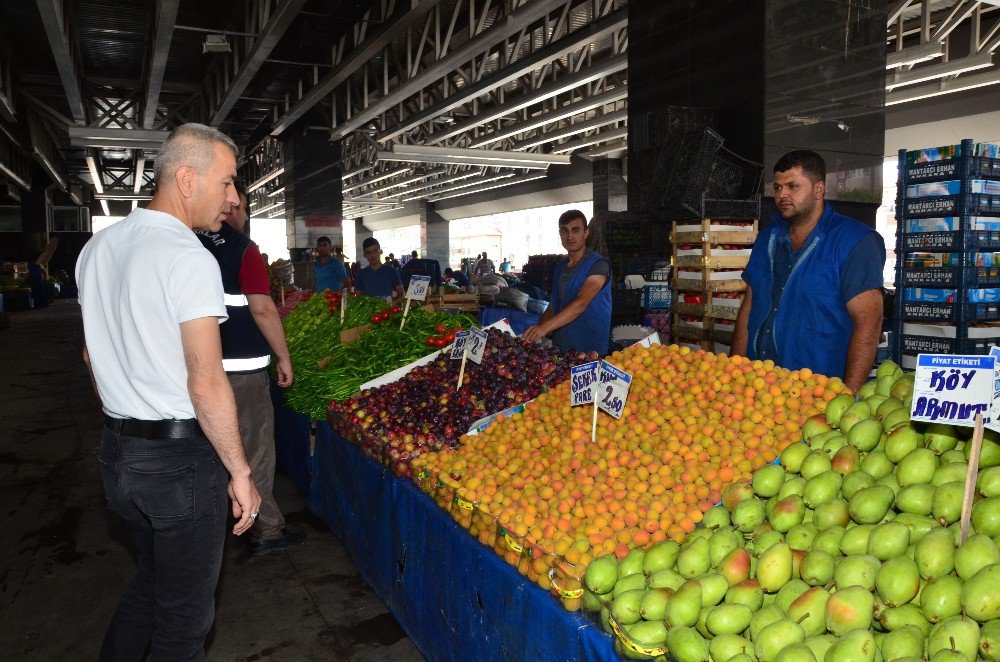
[98,425,229,661]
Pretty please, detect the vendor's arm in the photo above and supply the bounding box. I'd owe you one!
[248,294,293,388]
[730,285,753,357]
[522,273,606,343]
[843,288,883,393]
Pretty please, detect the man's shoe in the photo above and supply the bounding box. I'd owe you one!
[251,529,308,556]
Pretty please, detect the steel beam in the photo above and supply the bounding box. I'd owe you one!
[550,125,628,154]
[377,6,628,143]
[95,190,155,201]
[270,0,438,137]
[142,0,180,128]
[886,51,994,89]
[425,171,547,202]
[378,143,571,169]
[885,41,944,68]
[886,68,1000,104]
[210,0,308,126]
[329,0,575,140]
[511,109,626,150]
[69,127,170,149]
[35,0,86,124]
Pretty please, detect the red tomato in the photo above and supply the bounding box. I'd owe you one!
[435,323,448,334]
[444,331,456,343]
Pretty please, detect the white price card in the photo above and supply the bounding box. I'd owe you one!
[989,346,1000,433]
[911,354,994,428]
[570,361,600,406]
[466,328,489,365]
[450,331,470,359]
[596,360,632,420]
[405,275,432,301]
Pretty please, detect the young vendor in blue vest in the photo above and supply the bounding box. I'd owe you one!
[522,210,612,355]
[356,237,405,303]
[197,182,306,555]
[731,150,885,393]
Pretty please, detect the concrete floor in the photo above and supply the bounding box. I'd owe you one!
[0,300,423,661]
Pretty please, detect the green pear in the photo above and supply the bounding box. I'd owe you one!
[664,626,709,662]
[800,451,834,480]
[611,588,644,625]
[732,497,767,533]
[973,497,1000,537]
[696,572,729,607]
[898,447,939,486]
[979,619,1000,661]
[881,624,925,661]
[877,472,902,497]
[968,433,1000,469]
[665,580,702,628]
[877,360,902,380]
[915,528,956,580]
[626,619,667,652]
[725,578,764,611]
[775,579,811,611]
[648,568,686,592]
[840,525,877,556]
[803,635,836,661]
[825,628,877,662]
[835,554,881,590]
[758,542,793,593]
[877,397,904,421]
[933,462,970,487]
[842,470,877,499]
[799,550,836,587]
[896,483,936,516]
[825,436,848,455]
[585,554,618,594]
[962,563,1000,622]
[876,556,921,607]
[786,523,819,552]
[687,527,714,543]
[886,425,924,463]
[582,588,607,612]
[848,418,883,452]
[639,588,672,621]
[775,643,817,662]
[618,547,646,577]
[860,379,879,398]
[749,604,786,642]
[754,618,805,662]
[717,546,752,586]
[677,537,711,579]
[813,525,846,556]
[955,534,1000,580]
[600,604,613,634]
[894,512,941,543]
[723,482,756,511]
[811,430,843,450]
[787,586,830,637]
[770,495,807,533]
[939,448,967,464]
[884,408,913,434]
[709,633,753,662]
[813,499,850,530]
[709,528,743,568]
[825,394,856,427]
[868,521,911,561]
[928,616,981,662]
[826,585,875,635]
[753,530,786,556]
[876,374,898,397]
[831,445,862,476]
[866,393,889,412]
[924,423,965,455]
[754,464,787,498]
[706,603,753,636]
[849,485,896,525]
[921,575,964,624]
[978,466,1000,497]
[803,471,843,509]
[701,505,731,530]
[614,573,647,597]
[779,476,808,499]
[879,602,932,635]
[803,414,833,441]
[839,401,873,434]
[932,482,966,526]
[862,450,894,480]
[891,376,915,402]
[643,539,681,575]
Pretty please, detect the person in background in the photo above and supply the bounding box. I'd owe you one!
[385,253,401,270]
[499,257,512,275]
[350,261,361,280]
[461,257,475,281]
[444,267,471,291]
[312,236,350,294]
[523,210,611,356]
[355,238,404,302]
[731,150,884,392]
[196,181,305,557]
[76,122,261,659]
[475,251,496,279]
[333,245,352,288]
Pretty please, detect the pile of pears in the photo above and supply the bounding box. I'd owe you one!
[580,360,1000,662]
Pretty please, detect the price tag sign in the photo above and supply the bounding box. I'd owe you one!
[911,354,994,428]
[597,360,632,420]
[466,328,488,365]
[570,361,600,406]
[406,275,432,301]
[989,347,1000,433]
[450,331,470,359]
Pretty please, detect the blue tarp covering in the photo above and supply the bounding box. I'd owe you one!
[480,306,541,336]
[269,379,312,493]
[309,423,618,661]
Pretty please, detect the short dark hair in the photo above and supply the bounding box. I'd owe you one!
[774,150,826,183]
[317,236,331,246]
[444,268,454,276]
[559,209,588,228]
[411,250,418,257]
[362,237,380,251]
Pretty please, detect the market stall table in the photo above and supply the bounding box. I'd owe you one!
[308,423,617,661]
[269,378,312,493]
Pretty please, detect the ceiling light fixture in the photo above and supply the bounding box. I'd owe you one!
[550,126,629,155]
[400,173,516,202]
[341,166,414,194]
[886,69,1000,105]
[86,154,104,194]
[378,144,570,170]
[202,34,232,54]
[426,172,548,202]
[886,52,994,90]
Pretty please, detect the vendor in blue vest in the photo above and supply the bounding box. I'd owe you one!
[312,236,350,293]
[522,210,612,355]
[355,237,405,303]
[731,150,885,392]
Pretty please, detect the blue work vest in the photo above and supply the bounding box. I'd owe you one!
[743,204,872,379]
[550,250,612,356]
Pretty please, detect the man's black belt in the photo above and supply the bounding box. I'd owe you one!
[104,415,205,440]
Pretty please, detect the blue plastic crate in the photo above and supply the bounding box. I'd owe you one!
[903,193,1000,218]
[902,230,1000,252]
[898,300,1000,323]
[902,156,1000,184]
[641,284,673,310]
[899,333,1000,356]
[900,266,1000,289]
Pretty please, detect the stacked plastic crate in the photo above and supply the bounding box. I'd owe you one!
[892,138,1000,369]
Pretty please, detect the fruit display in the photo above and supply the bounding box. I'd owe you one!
[276,288,312,319]
[329,328,592,477]
[281,292,478,419]
[411,344,846,611]
[580,359,1000,661]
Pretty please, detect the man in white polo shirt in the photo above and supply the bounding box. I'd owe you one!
[77,123,261,661]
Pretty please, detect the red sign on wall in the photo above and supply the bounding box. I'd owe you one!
[303,216,343,228]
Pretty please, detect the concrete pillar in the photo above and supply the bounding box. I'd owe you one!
[420,202,450,269]
[354,218,373,262]
[282,131,343,257]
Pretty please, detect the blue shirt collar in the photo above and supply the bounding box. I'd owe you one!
[770,202,836,250]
